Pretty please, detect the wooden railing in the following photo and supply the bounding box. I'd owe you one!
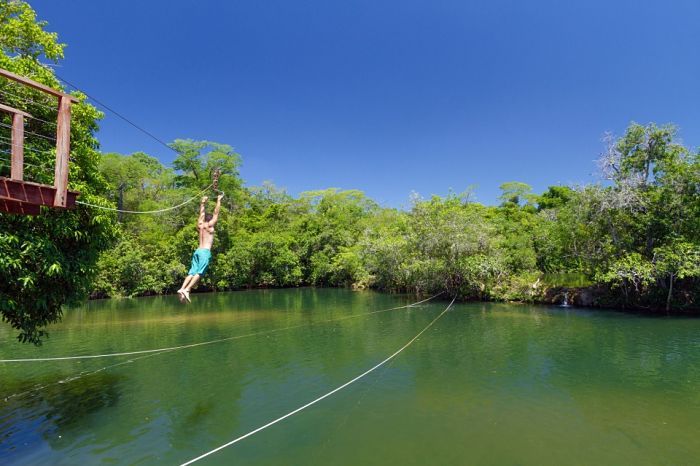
[0,68,79,212]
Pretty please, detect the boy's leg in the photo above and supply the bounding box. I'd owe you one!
[182,274,201,302]
[182,249,209,303]
[184,274,200,291]
[179,275,194,292]
[180,249,200,299]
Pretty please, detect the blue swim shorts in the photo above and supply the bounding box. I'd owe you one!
[188,248,212,276]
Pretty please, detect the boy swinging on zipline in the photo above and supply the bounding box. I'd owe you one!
[178,193,224,303]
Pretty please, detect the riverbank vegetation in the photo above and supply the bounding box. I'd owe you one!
[0,1,698,344]
[90,123,699,315]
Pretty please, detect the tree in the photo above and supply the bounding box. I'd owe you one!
[653,242,700,312]
[597,253,654,307]
[99,153,149,216]
[296,189,376,285]
[0,1,118,343]
[536,185,574,211]
[171,139,241,189]
[0,0,63,60]
[498,181,534,207]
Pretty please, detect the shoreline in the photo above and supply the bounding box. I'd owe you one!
[88,284,700,315]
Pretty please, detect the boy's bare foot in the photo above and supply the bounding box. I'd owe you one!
[182,290,191,303]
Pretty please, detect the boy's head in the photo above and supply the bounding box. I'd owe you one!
[205,213,213,222]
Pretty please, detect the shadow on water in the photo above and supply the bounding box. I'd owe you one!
[0,371,123,461]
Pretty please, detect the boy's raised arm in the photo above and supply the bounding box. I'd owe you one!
[209,194,224,225]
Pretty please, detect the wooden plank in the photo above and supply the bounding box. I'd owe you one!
[66,190,77,208]
[0,177,77,210]
[53,96,71,207]
[40,184,55,205]
[0,68,78,102]
[22,183,44,205]
[1,178,47,205]
[11,113,23,181]
[5,178,27,202]
[0,103,31,118]
[0,198,40,215]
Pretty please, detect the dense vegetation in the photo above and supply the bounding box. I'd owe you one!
[0,0,117,344]
[90,123,700,314]
[0,1,698,344]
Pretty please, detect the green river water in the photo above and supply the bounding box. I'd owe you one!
[1,289,700,465]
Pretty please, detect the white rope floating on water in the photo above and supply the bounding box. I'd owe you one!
[3,350,172,403]
[0,293,443,363]
[2,294,444,403]
[179,296,455,466]
[74,184,214,214]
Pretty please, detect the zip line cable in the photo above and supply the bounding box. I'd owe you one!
[0,293,444,363]
[0,125,206,215]
[3,72,175,152]
[180,296,456,466]
[54,73,179,155]
[75,183,214,214]
[0,148,219,215]
[2,71,221,214]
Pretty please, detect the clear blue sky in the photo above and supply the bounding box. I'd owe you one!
[31,0,700,206]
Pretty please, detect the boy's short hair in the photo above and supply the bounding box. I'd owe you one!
[205,213,213,222]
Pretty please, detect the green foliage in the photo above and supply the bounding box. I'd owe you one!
[0,0,63,61]
[91,235,185,298]
[296,189,376,285]
[542,123,700,309]
[5,1,698,348]
[171,139,242,194]
[0,1,118,344]
[499,181,535,207]
[597,253,655,304]
[536,185,574,211]
[653,241,700,311]
[91,123,699,314]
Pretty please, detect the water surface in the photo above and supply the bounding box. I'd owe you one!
[1,289,699,465]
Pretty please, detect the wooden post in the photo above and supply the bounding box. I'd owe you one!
[10,112,23,181]
[53,95,71,207]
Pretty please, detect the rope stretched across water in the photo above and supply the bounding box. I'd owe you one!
[0,293,443,363]
[3,350,171,403]
[74,184,214,214]
[179,296,456,466]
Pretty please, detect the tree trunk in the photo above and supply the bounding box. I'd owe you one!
[118,183,125,222]
[666,274,674,312]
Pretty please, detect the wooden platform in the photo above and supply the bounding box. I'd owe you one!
[0,177,77,215]
[0,198,40,215]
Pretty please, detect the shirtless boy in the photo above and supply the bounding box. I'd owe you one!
[178,193,223,302]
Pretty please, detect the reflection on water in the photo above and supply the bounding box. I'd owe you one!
[1,371,123,463]
[1,289,700,465]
